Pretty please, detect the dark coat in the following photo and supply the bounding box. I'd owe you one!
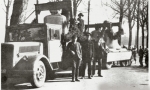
[81,40,94,62]
[138,49,144,57]
[93,40,100,58]
[98,42,106,58]
[67,42,82,61]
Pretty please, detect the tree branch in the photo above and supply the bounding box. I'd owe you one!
[105,3,120,13]
[2,7,6,13]
[122,0,127,6]
[111,0,120,7]
[131,20,135,29]
[112,12,119,19]
[77,0,82,7]
[3,0,7,7]
[9,0,13,6]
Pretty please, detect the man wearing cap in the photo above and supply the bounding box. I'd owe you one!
[77,13,85,32]
[81,33,94,79]
[67,35,82,82]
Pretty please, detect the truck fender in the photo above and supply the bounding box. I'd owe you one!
[14,54,53,78]
[27,54,53,71]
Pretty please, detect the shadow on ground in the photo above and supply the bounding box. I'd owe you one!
[1,74,72,90]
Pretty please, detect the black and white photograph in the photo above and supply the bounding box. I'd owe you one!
[0,0,149,90]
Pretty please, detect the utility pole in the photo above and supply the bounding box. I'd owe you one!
[87,0,90,32]
[35,0,39,23]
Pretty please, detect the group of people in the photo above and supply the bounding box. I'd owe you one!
[128,45,149,67]
[138,46,149,67]
[67,27,106,82]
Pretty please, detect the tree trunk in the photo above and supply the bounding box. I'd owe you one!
[136,0,140,51]
[146,30,148,48]
[73,0,77,18]
[118,0,123,45]
[128,23,132,48]
[6,1,10,27]
[127,0,132,49]
[4,1,11,42]
[146,21,148,48]
[146,5,148,48]
[141,25,145,49]
[10,0,29,25]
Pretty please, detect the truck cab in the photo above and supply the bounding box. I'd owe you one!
[1,0,74,88]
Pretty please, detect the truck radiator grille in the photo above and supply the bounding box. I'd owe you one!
[19,46,40,53]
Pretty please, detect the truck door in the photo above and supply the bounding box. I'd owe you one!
[46,23,62,63]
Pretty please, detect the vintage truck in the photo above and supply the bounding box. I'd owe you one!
[1,0,74,88]
[1,0,132,88]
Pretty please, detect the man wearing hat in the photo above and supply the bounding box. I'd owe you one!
[81,32,94,79]
[77,13,85,32]
[67,34,82,82]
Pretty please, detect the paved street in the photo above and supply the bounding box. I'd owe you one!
[2,58,149,90]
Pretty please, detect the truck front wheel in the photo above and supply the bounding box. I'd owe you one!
[31,61,46,88]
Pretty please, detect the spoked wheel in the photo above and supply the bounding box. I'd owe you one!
[31,61,46,88]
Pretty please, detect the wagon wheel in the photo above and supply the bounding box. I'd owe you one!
[31,61,46,88]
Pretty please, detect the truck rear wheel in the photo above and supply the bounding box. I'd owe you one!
[120,60,127,67]
[105,62,113,69]
[31,61,46,88]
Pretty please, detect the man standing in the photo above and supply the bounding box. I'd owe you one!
[144,48,148,67]
[132,46,137,64]
[67,35,82,82]
[91,26,101,77]
[138,46,144,67]
[97,36,106,77]
[81,33,94,79]
[77,13,84,32]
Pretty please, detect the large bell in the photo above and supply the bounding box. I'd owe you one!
[105,36,121,49]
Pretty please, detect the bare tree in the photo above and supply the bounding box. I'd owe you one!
[126,0,137,48]
[138,0,148,49]
[136,0,140,51]
[73,0,83,17]
[104,0,138,48]
[103,0,128,23]
[2,0,13,27]
[2,0,13,42]
[10,0,29,25]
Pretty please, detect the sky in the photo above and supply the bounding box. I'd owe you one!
[0,0,144,44]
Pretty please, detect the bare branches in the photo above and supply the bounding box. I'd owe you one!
[2,0,13,27]
[138,0,148,26]
[3,0,12,8]
[9,0,13,6]
[77,0,82,7]
[3,0,7,7]
[103,0,128,21]
[2,7,6,13]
